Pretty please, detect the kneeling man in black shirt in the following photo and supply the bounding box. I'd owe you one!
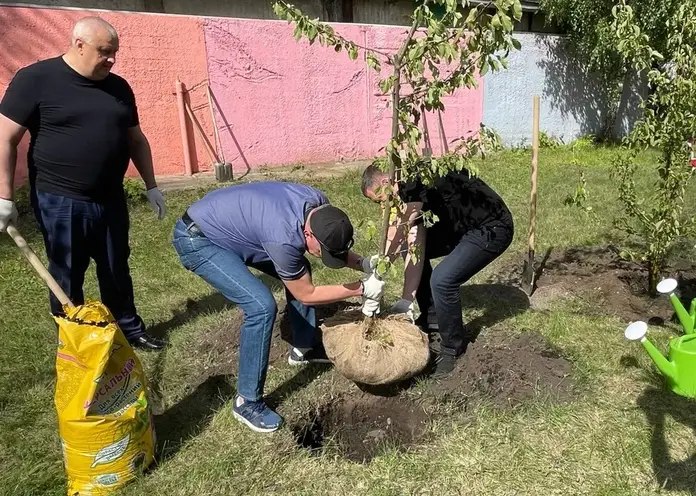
[361,162,514,378]
[0,16,166,350]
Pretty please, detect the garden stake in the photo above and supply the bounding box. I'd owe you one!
[521,95,540,296]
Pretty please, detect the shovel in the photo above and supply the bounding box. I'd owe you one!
[5,222,157,492]
[521,96,540,296]
[6,223,73,308]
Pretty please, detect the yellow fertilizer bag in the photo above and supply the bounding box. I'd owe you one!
[55,301,156,495]
[5,224,155,496]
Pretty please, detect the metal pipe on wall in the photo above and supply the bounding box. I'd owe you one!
[175,78,194,176]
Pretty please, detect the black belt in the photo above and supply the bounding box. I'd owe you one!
[182,211,205,236]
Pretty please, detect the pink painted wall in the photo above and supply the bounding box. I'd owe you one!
[0,7,484,185]
[0,5,213,187]
[204,19,484,174]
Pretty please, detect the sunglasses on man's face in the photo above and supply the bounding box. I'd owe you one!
[317,236,354,256]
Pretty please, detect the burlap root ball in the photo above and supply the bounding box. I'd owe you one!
[320,308,431,385]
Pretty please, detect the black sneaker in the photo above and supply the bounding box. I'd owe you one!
[288,344,332,366]
[431,352,457,379]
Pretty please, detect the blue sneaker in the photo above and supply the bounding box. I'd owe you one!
[232,396,283,433]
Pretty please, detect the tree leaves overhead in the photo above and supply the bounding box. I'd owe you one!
[273,0,520,270]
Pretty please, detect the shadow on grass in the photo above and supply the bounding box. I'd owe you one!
[148,274,283,338]
[637,385,696,494]
[153,374,236,463]
[461,283,531,341]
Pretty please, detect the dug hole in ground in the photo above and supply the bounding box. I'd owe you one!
[170,299,576,464]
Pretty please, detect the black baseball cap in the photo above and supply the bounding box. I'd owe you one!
[309,204,355,269]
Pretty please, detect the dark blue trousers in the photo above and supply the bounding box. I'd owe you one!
[416,222,514,356]
[31,189,146,340]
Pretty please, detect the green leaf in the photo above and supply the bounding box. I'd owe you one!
[480,59,490,76]
[512,37,521,50]
[348,44,359,60]
[307,24,318,43]
[501,14,513,32]
[465,7,478,25]
[367,54,381,71]
[379,76,394,94]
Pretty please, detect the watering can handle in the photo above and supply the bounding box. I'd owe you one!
[6,223,74,308]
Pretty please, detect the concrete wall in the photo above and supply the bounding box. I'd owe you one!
[0,5,629,187]
[482,33,610,146]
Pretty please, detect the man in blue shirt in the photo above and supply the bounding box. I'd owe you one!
[173,181,384,433]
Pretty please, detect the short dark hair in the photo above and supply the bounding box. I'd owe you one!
[361,163,388,196]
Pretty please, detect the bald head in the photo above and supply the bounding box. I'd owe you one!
[71,16,118,45]
[64,16,119,80]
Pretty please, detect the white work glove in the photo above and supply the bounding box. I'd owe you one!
[362,272,385,301]
[359,254,380,273]
[389,298,415,323]
[361,297,381,317]
[0,198,18,233]
[146,187,167,220]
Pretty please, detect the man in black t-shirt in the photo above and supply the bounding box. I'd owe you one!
[0,17,166,350]
[361,161,514,377]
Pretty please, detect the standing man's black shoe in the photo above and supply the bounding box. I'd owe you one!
[130,334,166,351]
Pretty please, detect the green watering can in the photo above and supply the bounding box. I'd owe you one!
[656,277,696,335]
[624,321,696,398]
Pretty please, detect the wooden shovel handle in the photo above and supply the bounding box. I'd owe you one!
[529,95,540,253]
[6,223,74,308]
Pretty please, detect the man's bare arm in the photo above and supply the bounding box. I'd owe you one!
[398,201,427,301]
[282,272,363,306]
[128,125,157,190]
[0,114,27,200]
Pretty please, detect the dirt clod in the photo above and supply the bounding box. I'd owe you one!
[429,331,575,409]
[292,394,429,463]
[492,245,696,324]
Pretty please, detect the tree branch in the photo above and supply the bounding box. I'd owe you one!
[379,5,424,257]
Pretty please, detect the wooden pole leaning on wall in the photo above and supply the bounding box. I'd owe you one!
[521,95,540,296]
[175,78,194,176]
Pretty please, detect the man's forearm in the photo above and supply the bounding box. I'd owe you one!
[0,140,17,200]
[401,224,426,301]
[131,137,157,190]
[346,251,365,272]
[298,281,363,306]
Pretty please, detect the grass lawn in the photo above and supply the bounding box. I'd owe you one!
[2,144,696,495]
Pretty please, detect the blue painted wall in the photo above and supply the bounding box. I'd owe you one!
[482,34,614,146]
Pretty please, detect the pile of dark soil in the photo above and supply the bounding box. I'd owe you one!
[290,326,575,462]
[491,245,696,325]
[429,331,574,409]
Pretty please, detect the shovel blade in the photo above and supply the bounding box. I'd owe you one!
[521,254,535,295]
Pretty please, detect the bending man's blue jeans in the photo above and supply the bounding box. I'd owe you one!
[172,218,318,402]
[31,189,146,340]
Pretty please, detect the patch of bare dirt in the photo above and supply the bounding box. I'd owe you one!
[428,331,574,409]
[490,245,696,325]
[292,393,429,463]
[188,301,356,387]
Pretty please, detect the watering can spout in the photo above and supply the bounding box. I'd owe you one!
[657,278,695,334]
[625,321,678,382]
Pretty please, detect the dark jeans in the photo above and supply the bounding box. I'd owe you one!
[30,189,146,340]
[416,222,514,356]
[172,218,318,402]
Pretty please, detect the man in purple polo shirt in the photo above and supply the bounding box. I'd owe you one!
[173,181,384,433]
